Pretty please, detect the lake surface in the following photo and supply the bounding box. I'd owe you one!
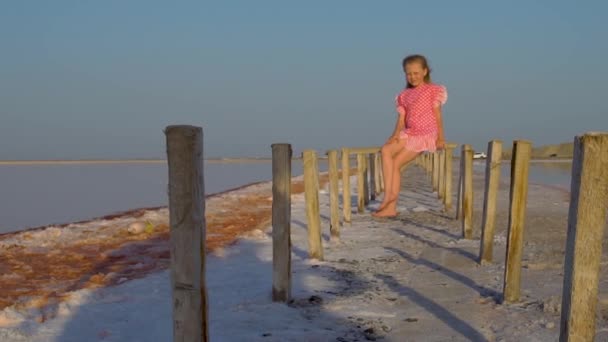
[0,159,570,234]
[472,159,572,191]
[0,160,329,234]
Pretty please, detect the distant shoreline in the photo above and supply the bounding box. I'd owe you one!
[0,158,278,166]
[0,156,568,166]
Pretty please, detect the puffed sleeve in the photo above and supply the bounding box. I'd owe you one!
[395,94,406,116]
[432,85,447,108]
[395,92,406,110]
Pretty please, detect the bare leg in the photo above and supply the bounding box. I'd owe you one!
[376,140,405,211]
[379,148,421,215]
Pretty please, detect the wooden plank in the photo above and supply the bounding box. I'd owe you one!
[341,148,352,224]
[462,144,474,239]
[479,140,503,264]
[303,150,323,260]
[502,140,532,303]
[165,125,208,342]
[272,143,292,302]
[559,133,608,342]
[348,146,381,154]
[327,150,340,239]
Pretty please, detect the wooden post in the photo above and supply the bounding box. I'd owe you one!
[327,150,340,239]
[272,143,292,302]
[438,150,446,201]
[461,144,474,239]
[341,148,351,224]
[374,153,381,196]
[502,140,532,303]
[432,152,440,191]
[559,133,608,342]
[378,153,385,192]
[357,153,365,213]
[368,153,376,201]
[479,140,503,264]
[165,125,208,342]
[303,150,323,260]
[456,152,464,219]
[444,144,457,211]
[363,155,370,205]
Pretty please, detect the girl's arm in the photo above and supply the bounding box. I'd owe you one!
[433,106,445,149]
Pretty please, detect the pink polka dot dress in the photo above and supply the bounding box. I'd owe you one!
[395,83,447,152]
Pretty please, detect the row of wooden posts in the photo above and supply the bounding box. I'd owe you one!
[164,125,606,342]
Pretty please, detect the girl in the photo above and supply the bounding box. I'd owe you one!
[372,54,447,218]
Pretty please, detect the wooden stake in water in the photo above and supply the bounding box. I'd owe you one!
[479,140,503,264]
[272,143,292,302]
[502,140,532,303]
[559,133,608,342]
[165,125,208,342]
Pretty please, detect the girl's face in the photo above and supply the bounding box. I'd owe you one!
[405,62,428,87]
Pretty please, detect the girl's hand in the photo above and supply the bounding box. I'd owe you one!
[385,135,399,145]
[436,139,445,150]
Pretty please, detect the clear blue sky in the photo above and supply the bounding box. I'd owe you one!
[1,1,606,159]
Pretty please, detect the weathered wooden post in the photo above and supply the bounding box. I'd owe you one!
[456,151,464,219]
[341,148,352,224]
[374,152,381,196]
[303,150,323,260]
[378,153,385,192]
[461,144,474,239]
[479,140,503,264]
[432,152,440,191]
[438,149,446,201]
[444,143,457,211]
[363,155,370,205]
[271,143,292,302]
[327,150,340,239]
[357,153,366,213]
[559,132,608,342]
[502,140,532,303]
[368,153,376,201]
[165,125,208,342]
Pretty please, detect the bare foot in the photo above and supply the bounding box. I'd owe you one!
[375,198,396,212]
[372,208,398,218]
